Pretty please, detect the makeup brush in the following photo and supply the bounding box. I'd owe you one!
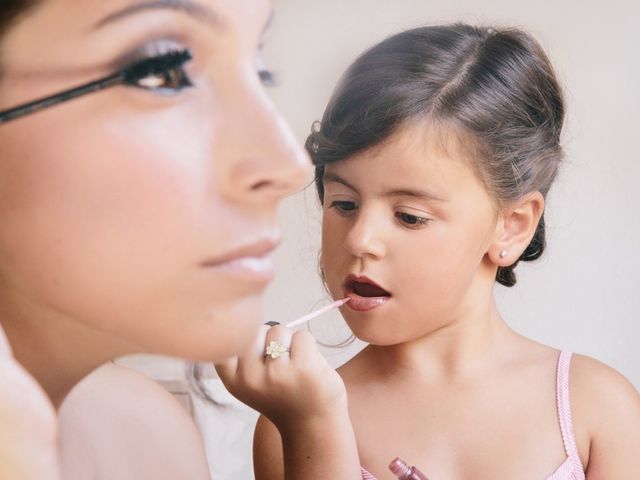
[0,49,192,124]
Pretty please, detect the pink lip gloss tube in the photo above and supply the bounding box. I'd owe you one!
[388,457,429,480]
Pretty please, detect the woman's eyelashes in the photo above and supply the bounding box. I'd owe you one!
[258,68,276,87]
[126,49,194,93]
[328,200,431,228]
[127,51,275,93]
[255,51,276,87]
[135,62,193,93]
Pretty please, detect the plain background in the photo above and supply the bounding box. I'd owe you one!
[121,1,639,478]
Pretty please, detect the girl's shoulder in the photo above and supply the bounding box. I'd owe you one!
[568,353,640,476]
[568,353,639,425]
[58,362,211,480]
[568,353,639,431]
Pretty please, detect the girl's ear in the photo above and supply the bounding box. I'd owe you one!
[489,191,545,266]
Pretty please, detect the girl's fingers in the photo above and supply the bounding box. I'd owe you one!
[264,324,293,364]
[289,330,318,366]
[0,325,12,358]
[213,356,239,384]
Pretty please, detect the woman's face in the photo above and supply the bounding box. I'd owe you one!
[321,123,501,345]
[0,0,311,361]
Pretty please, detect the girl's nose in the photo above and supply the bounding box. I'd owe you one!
[343,209,386,260]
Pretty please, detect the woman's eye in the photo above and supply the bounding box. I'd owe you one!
[135,65,193,92]
[395,211,430,227]
[258,69,276,87]
[329,200,358,214]
[255,50,277,87]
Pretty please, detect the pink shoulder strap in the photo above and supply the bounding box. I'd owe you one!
[361,467,377,479]
[555,351,585,477]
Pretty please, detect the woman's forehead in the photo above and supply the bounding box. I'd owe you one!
[4,0,271,40]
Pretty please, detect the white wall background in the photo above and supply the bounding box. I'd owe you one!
[123,1,640,478]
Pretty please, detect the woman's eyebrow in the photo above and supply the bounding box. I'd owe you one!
[93,0,223,30]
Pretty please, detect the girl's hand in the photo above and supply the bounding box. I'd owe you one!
[215,323,348,429]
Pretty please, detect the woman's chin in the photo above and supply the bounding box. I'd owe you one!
[195,295,265,361]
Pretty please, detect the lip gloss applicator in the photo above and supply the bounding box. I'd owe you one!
[285,297,350,328]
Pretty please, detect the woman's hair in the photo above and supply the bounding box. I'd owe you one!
[0,1,40,75]
[0,1,39,37]
[306,24,565,287]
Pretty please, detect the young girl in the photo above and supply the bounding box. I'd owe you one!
[0,0,321,478]
[247,24,640,479]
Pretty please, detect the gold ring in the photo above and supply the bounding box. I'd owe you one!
[265,340,289,359]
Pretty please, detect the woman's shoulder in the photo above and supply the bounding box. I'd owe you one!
[58,362,211,480]
[0,346,59,479]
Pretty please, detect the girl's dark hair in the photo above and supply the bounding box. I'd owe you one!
[306,24,564,287]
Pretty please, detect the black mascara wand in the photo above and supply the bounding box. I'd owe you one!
[0,49,192,125]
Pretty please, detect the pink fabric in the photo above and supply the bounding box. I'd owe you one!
[544,351,586,480]
[360,351,585,480]
[361,467,377,479]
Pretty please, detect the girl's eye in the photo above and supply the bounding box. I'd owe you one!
[134,63,193,92]
[329,200,358,214]
[395,211,430,228]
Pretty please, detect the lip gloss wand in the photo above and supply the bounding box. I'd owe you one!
[285,297,350,328]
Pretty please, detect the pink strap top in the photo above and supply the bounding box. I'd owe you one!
[360,351,585,480]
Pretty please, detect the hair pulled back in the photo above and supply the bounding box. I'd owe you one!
[307,24,564,286]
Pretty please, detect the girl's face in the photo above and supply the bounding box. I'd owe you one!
[321,122,501,345]
[0,0,311,361]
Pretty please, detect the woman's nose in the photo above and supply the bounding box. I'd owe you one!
[343,209,386,260]
[217,84,312,207]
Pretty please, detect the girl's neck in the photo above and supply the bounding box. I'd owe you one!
[367,297,519,382]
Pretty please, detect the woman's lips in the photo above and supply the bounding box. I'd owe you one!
[200,236,279,283]
[207,254,275,283]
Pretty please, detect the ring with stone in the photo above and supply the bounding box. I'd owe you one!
[265,340,289,359]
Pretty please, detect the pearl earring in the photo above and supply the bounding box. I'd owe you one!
[499,250,507,259]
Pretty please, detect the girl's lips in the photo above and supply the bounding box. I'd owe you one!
[343,274,391,312]
[345,293,390,312]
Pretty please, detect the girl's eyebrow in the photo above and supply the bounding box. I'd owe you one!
[382,188,447,202]
[93,0,223,30]
[323,172,447,202]
[323,172,358,192]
